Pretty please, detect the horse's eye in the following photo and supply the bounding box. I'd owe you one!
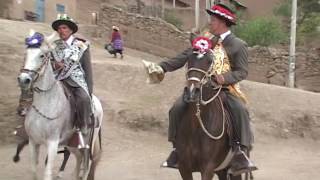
[40,54,45,59]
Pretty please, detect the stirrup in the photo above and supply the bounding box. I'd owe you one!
[228,149,258,176]
[77,131,89,149]
[160,150,178,169]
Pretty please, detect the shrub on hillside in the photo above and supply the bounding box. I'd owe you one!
[234,17,287,47]
[273,0,320,45]
[163,12,183,29]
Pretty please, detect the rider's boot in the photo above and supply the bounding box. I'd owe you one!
[161,143,178,168]
[229,145,258,176]
[13,124,28,139]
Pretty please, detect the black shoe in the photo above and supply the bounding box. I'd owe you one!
[161,149,178,169]
[228,148,258,176]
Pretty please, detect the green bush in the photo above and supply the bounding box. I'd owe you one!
[163,12,183,29]
[234,17,287,46]
[297,13,320,44]
[272,0,320,45]
[273,0,291,18]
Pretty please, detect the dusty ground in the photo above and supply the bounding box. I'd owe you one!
[0,19,320,180]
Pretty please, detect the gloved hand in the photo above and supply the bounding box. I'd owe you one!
[214,74,225,85]
[54,61,64,71]
[142,60,165,84]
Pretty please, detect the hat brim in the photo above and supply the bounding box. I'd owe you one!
[206,9,236,25]
[52,19,78,33]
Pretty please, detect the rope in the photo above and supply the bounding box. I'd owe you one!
[195,96,225,140]
[32,104,61,120]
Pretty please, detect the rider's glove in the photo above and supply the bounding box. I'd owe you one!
[142,60,165,84]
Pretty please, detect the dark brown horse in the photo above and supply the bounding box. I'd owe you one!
[176,50,241,180]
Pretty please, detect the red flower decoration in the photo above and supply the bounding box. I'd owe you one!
[192,36,212,54]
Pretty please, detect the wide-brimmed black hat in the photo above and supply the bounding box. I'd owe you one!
[206,3,237,25]
[52,14,78,33]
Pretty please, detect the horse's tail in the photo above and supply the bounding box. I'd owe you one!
[87,127,102,180]
[98,128,102,150]
[87,94,103,180]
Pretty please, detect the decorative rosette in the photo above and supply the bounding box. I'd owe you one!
[25,32,44,48]
[192,36,212,59]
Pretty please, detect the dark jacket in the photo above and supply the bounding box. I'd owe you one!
[159,33,248,86]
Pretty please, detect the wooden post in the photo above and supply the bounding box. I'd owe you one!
[162,0,165,18]
[206,0,211,23]
[288,0,297,88]
[173,0,176,8]
[195,0,200,30]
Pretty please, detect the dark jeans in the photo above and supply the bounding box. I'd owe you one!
[168,92,253,148]
[63,83,92,130]
[168,95,187,143]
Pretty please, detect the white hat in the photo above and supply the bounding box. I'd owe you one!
[112,26,119,31]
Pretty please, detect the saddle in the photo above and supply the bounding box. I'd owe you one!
[61,83,77,126]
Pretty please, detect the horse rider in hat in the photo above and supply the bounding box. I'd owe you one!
[143,3,257,176]
[17,14,93,150]
[51,14,93,149]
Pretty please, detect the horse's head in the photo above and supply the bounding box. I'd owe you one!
[184,35,218,103]
[18,30,57,90]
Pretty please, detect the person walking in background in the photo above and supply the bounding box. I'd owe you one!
[111,26,124,59]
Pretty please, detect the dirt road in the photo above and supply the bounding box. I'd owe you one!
[1,119,319,180]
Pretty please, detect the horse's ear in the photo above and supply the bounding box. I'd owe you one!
[29,29,35,37]
[44,32,58,50]
[189,32,198,44]
[189,28,201,44]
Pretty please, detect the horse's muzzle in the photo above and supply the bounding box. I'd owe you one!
[18,72,33,89]
[183,85,200,103]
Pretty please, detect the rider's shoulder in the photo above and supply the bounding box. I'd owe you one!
[74,37,90,50]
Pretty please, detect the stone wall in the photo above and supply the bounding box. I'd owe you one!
[248,46,320,92]
[99,4,189,57]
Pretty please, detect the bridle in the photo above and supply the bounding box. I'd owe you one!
[20,51,60,120]
[186,51,225,140]
[186,52,222,106]
[20,51,57,93]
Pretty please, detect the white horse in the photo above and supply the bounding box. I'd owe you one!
[17,31,103,180]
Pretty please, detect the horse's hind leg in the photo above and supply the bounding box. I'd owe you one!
[44,140,59,180]
[57,148,71,179]
[29,140,40,180]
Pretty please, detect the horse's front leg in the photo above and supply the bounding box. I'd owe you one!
[44,140,59,180]
[71,149,82,180]
[13,139,29,162]
[178,158,193,180]
[201,171,214,180]
[216,169,242,180]
[29,139,40,180]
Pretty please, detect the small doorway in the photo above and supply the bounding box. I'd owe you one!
[35,0,45,22]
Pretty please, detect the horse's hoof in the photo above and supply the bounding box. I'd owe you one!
[13,155,20,162]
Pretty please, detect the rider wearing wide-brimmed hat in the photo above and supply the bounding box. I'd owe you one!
[16,14,94,152]
[51,14,93,149]
[143,3,257,176]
